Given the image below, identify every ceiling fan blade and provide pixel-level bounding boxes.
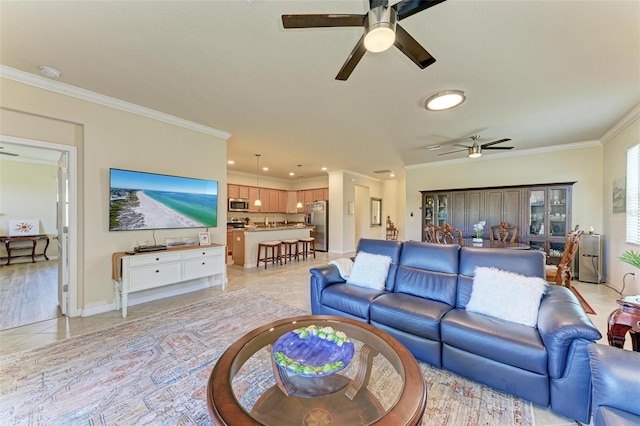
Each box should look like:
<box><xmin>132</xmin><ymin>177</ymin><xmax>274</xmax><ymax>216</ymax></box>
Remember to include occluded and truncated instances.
<box><xmin>453</xmin><ymin>143</ymin><xmax>471</xmax><ymax>149</ymax></box>
<box><xmin>393</xmin><ymin>0</ymin><xmax>448</xmax><ymax>21</ymax></box>
<box><xmin>439</xmin><ymin>149</ymin><xmax>467</xmax><ymax>156</ymax></box>
<box><xmin>282</xmin><ymin>14</ymin><xmax>365</xmax><ymax>29</ymax></box>
<box><xmin>482</xmin><ymin>146</ymin><xmax>514</xmax><ymax>150</ymax></box>
<box><xmin>0</xmin><ymin>151</ymin><xmax>19</xmax><ymax>156</ymax></box>
<box><xmin>480</xmin><ymin>138</ymin><xmax>511</xmax><ymax>148</ymax></box>
<box><xmin>394</xmin><ymin>24</ymin><xmax>435</xmax><ymax>69</ymax></box>
<box><xmin>336</xmin><ymin>35</ymin><xmax>367</xmax><ymax>81</ymax></box>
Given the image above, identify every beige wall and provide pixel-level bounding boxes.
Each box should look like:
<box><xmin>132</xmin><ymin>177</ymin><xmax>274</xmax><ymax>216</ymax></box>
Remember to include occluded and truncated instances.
<box><xmin>0</xmin><ymin>77</ymin><xmax>228</xmax><ymax>313</ymax></box>
<box><xmin>603</xmin><ymin>113</ymin><xmax>640</xmax><ymax>294</ymax></box>
<box><xmin>406</xmin><ymin>144</ymin><xmax>604</xmax><ymax>243</ymax></box>
<box><xmin>0</xmin><ymin>160</ymin><xmax>59</xmax><ymax>258</ymax></box>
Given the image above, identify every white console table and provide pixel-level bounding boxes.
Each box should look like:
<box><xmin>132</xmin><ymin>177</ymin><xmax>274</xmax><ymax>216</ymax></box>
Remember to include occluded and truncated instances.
<box><xmin>112</xmin><ymin>244</ymin><xmax>226</xmax><ymax>318</ymax></box>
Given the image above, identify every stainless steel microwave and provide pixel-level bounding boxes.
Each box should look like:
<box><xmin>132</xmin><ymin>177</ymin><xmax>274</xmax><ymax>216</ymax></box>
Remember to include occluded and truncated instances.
<box><xmin>228</xmin><ymin>198</ymin><xmax>250</xmax><ymax>212</ymax></box>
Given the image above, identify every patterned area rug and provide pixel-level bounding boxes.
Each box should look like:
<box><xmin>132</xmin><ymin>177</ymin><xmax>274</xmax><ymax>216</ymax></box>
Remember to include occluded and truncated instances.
<box><xmin>0</xmin><ymin>289</ymin><xmax>534</xmax><ymax>425</ymax></box>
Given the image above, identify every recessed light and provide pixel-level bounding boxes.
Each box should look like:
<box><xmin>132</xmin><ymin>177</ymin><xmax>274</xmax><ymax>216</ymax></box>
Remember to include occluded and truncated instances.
<box><xmin>289</xmin><ymin>172</ymin><xmax>295</xmax><ymax>176</ymax></box>
<box><xmin>321</xmin><ymin>167</ymin><xmax>327</xmax><ymax>171</ymax></box>
<box><xmin>262</xmin><ymin>167</ymin><xmax>269</xmax><ymax>172</ymax></box>
<box><xmin>425</xmin><ymin>90</ymin><xmax>466</xmax><ymax>111</ymax></box>
<box><xmin>227</xmin><ymin>160</ymin><xmax>235</xmax><ymax>165</ymax></box>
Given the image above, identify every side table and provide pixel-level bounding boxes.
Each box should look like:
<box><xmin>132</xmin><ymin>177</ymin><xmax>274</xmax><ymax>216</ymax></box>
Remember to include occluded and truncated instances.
<box><xmin>607</xmin><ymin>295</ymin><xmax>640</xmax><ymax>352</ymax></box>
<box><xmin>1</xmin><ymin>234</ymin><xmax>50</xmax><ymax>265</ymax></box>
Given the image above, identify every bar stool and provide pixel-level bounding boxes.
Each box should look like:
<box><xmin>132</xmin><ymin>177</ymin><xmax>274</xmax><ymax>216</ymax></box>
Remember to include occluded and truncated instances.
<box><xmin>257</xmin><ymin>241</ymin><xmax>282</xmax><ymax>269</ymax></box>
<box><xmin>281</xmin><ymin>239</ymin><xmax>299</xmax><ymax>264</ymax></box>
<box><xmin>298</xmin><ymin>237</ymin><xmax>316</xmax><ymax>260</ymax></box>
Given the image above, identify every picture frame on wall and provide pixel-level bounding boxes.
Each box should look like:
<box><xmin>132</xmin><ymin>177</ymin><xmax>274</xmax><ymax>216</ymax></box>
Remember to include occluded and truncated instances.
<box><xmin>613</xmin><ymin>177</ymin><xmax>626</xmax><ymax>214</ymax></box>
<box><xmin>8</xmin><ymin>219</ymin><xmax>40</xmax><ymax>236</ymax></box>
<box><xmin>199</xmin><ymin>232</ymin><xmax>211</xmax><ymax>246</ymax></box>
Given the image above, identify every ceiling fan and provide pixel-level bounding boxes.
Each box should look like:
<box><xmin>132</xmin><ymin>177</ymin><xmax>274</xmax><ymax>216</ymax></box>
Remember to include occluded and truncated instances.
<box><xmin>438</xmin><ymin>135</ymin><xmax>514</xmax><ymax>158</ymax></box>
<box><xmin>281</xmin><ymin>0</ymin><xmax>447</xmax><ymax>81</ymax></box>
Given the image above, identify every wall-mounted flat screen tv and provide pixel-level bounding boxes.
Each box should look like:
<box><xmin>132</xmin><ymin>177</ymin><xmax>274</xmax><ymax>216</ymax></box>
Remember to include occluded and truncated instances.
<box><xmin>109</xmin><ymin>168</ymin><xmax>218</xmax><ymax>231</ymax></box>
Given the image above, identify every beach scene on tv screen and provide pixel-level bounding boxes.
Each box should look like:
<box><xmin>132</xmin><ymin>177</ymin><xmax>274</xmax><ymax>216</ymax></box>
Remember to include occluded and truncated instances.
<box><xmin>109</xmin><ymin>169</ymin><xmax>218</xmax><ymax>231</ymax></box>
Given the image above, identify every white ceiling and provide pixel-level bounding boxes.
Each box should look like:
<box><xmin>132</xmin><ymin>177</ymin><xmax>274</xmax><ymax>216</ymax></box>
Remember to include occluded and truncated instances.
<box><xmin>1</xmin><ymin>0</ymin><xmax>638</xmax><ymax>179</ymax></box>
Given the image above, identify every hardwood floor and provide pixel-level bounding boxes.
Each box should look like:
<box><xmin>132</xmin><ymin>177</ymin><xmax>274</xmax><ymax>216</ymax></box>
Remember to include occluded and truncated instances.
<box><xmin>0</xmin><ymin>259</ymin><xmax>60</xmax><ymax>330</ymax></box>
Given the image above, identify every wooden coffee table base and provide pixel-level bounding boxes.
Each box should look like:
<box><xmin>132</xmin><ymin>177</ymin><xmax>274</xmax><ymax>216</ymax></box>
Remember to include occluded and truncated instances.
<box><xmin>251</xmin><ymin>375</ymin><xmax>385</xmax><ymax>425</ymax></box>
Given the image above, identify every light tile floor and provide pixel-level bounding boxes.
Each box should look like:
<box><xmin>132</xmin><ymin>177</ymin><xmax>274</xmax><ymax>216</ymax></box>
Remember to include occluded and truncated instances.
<box><xmin>0</xmin><ymin>251</ymin><xmax>629</xmax><ymax>425</ymax></box>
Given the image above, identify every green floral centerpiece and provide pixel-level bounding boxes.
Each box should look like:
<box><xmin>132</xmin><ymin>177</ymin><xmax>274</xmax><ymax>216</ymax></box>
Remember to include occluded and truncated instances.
<box><xmin>272</xmin><ymin>325</ymin><xmax>354</xmax><ymax>377</ymax></box>
<box><xmin>618</xmin><ymin>249</ymin><xmax>640</xmax><ymax>269</ymax></box>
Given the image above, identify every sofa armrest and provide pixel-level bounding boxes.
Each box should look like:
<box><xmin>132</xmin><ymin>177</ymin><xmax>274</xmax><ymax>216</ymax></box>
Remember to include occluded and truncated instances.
<box><xmin>537</xmin><ymin>286</ymin><xmax>602</xmax><ymax>378</ymax></box>
<box><xmin>309</xmin><ymin>265</ymin><xmax>345</xmax><ymax>308</ymax></box>
<box><xmin>588</xmin><ymin>343</ymin><xmax>640</xmax><ymax>419</ymax></box>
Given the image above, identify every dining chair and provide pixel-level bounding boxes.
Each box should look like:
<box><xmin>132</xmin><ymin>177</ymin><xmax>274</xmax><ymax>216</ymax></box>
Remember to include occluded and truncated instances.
<box><xmin>545</xmin><ymin>225</ymin><xmax>583</xmax><ymax>288</ymax></box>
<box><xmin>434</xmin><ymin>223</ymin><xmax>463</xmax><ymax>247</ymax></box>
<box><xmin>424</xmin><ymin>223</ymin><xmax>437</xmax><ymax>243</ymax></box>
<box><xmin>490</xmin><ymin>222</ymin><xmax>518</xmax><ymax>244</ymax></box>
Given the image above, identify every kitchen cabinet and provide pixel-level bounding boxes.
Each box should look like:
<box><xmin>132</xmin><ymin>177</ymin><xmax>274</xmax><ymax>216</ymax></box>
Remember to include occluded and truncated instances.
<box><xmin>313</xmin><ymin>189</ymin><xmax>325</xmax><ymax>202</ymax></box>
<box><xmin>278</xmin><ymin>190</ymin><xmax>287</xmax><ymax>213</ymax></box>
<box><xmin>228</xmin><ymin>184</ymin><xmax>239</xmax><ymax>199</ymax></box>
<box><xmin>421</xmin><ymin>183</ymin><xmax>574</xmax><ymax>244</ymax></box>
<box><xmin>259</xmin><ymin>188</ymin><xmax>271</xmax><ymax>213</ymax></box>
<box><xmin>226</xmin><ymin>229</ymin><xmax>233</xmax><ymax>255</ymax></box>
<box><xmin>248</xmin><ymin>187</ymin><xmax>260</xmax><ymax>212</ymax></box>
<box><xmin>269</xmin><ymin>190</ymin><xmax>279</xmax><ymax>213</ymax></box>
<box><xmin>227</xmin><ymin>184</ymin><xmax>250</xmax><ymax>200</ymax></box>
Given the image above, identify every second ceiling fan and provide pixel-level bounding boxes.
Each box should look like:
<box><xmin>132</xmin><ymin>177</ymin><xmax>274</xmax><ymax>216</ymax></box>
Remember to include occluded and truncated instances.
<box><xmin>281</xmin><ymin>0</ymin><xmax>447</xmax><ymax>81</ymax></box>
<box><xmin>439</xmin><ymin>135</ymin><xmax>514</xmax><ymax>158</ymax></box>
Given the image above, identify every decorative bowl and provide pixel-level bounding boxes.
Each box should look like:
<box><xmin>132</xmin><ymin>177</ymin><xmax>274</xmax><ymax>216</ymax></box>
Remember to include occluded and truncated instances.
<box><xmin>272</xmin><ymin>325</ymin><xmax>354</xmax><ymax>377</ymax></box>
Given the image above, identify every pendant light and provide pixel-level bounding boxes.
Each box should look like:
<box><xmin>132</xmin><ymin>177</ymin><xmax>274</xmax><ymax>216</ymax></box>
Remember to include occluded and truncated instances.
<box><xmin>254</xmin><ymin>154</ymin><xmax>262</xmax><ymax>208</ymax></box>
<box><xmin>296</xmin><ymin>164</ymin><xmax>303</xmax><ymax>209</ymax></box>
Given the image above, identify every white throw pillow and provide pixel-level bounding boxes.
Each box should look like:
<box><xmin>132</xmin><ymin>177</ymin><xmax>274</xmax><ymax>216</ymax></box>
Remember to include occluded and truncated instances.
<box><xmin>466</xmin><ymin>267</ymin><xmax>548</xmax><ymax>327</ymax></box>
<box><xmin>346</xmin><ymin>251</ymin><xmax>393</xmax><ymax>291</ymax></box>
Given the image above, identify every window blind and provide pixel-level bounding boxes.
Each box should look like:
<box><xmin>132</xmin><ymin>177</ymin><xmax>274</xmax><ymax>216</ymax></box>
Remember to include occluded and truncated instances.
<box><xmin>626</xmin><ymin>144</ymin><xmax>640</xmax><ymax>244</ymax></box>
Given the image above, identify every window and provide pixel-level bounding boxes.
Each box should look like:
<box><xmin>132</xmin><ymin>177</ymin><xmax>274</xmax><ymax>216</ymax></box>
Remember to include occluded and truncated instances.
<box><xmin>626</xmin><ymin>144</ymin><xmax>640</xmax><ymax>244</ymax></box>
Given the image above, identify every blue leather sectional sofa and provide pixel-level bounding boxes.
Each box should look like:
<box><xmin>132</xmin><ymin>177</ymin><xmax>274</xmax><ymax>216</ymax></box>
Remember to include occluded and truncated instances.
<box><xmin>309</xmin><ymin>239</ymin><xmax>602</xmax><ymax>423</ymax></box>
<box><xmin>588</xmin><ymin>343</ymin><xmax>640</xmax><ymax>425</ymax></box>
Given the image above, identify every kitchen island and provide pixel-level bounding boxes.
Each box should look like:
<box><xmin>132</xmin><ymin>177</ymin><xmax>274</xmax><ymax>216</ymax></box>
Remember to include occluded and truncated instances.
<box><xmin>231</xmin><ymin>226</ymin><xmax>311</xmax><ymax>268</ymax></box>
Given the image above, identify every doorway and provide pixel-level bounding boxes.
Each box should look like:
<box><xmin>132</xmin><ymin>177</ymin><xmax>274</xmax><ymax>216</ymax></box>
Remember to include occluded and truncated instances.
<box><xmin>0</xmin><ymin>137</ymin><xmax>77</xmax><ymax>329</ymax></box>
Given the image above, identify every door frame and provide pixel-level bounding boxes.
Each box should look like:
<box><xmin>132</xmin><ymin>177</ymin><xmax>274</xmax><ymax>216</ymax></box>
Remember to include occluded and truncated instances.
<box><xmin>0</xmin><ymin>135</ymin><xmax>79</xmax><ymax>317</ymax></box>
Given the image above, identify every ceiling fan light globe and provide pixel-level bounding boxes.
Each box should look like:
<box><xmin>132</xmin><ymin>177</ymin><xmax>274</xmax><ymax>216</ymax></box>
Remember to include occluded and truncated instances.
<box><xmin>468</xmin><ymin>146</ymin><xmax>482</xmax><ymax>158</ymax></box>
<box><xmin>364</xmin><ymin>26</ymin><xmax>395</xmax><ymax>52</ymax></box>
<box><xmin>425</xmin><ymin>90</ymin><xmax>466</xmax><ymax>111</ymax></box>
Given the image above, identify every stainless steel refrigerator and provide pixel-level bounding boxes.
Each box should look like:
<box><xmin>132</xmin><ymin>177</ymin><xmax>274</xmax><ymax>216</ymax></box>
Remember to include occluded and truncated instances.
<box><xmin>305</xmin><ymin>201</ymin><xmax>328</xmax><ymax>251</ymax></box>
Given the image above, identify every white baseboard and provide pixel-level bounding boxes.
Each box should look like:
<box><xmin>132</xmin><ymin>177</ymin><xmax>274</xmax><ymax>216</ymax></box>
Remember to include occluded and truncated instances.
<box><xmin>82</xmin><ymin>277</ymin><xmax>221</xmax><ymax>317</ymax></box>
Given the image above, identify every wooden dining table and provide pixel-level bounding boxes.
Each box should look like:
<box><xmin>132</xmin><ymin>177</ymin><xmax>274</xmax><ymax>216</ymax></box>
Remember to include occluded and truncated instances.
<box><xmin>461</xmin><ymin>237</ymin><xmax>530</xmax><ymax>250</ymax></box>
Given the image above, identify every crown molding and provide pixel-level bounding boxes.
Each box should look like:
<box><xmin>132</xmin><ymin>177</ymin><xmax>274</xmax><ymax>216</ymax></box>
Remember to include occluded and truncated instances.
<box><xmin>600</xmin><ymin>104</ymin><xmax>640</xmax><ymax>144</ymax></box>
<box><xmin>406</xmin><ymin>140</ymin><xmax>603</xmax><ymax>170</ymax></box>
<box><xmin>0</xmin><ymin>65</ymin><xmax>231</xmax><ymax>140</ymax></box>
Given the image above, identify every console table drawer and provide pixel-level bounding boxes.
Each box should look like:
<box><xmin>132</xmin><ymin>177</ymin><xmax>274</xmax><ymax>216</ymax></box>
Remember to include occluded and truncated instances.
<box><xmin>129</xmin><ymin>253</ymin><xmax>181</xmax><ymax>267</ymax></box>
<box><xmin>182</xmin><ymin>249</ymin><xmax>219</xmax><ymax>260</ymax></box>
<box><xmin>129</xmin><ymin>263</ymin><xmax>182</xmax><ymax>291</ymax></box>
<box><xmin>183</xmin><ymin>256</ymin><xmax>219</xmax><ymax>281</ymax></box>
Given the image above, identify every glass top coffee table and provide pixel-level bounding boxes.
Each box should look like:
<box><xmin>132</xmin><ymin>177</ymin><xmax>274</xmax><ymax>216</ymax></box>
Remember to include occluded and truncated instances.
<box><xmin>207</xmin><ymin>315</ymin><xmax>426</xmax><ymax>425</ymax></box>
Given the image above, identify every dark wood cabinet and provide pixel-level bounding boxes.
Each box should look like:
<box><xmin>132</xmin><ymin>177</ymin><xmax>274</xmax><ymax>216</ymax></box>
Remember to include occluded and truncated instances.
<box><xmin>421</xmin><ymin>183</ymin><xmax>574</xmax><ymax>249</ymax></box>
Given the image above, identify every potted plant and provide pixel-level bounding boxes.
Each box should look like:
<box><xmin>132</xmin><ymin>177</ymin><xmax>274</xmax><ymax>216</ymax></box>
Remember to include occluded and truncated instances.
<box><xmin>618</xmin><ymin>249</ymin><xmax>640</xmax><ymax>269</ymax></box>
<box><xmin>472</xmin><ymin>221</ymin><xmax>486</xmax><ymax>246</ymax></box>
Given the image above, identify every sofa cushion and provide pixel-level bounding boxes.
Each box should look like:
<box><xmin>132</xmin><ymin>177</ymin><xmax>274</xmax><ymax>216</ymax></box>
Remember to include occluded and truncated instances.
<box><xmin>441</xmin><ymin>309</ymin><xmax>548</xmax><ymax>375</ymax></box>
<box><xmin>355</xmin><ymin>239</ymin><xmax>403</xmax><ymax>291</ymax></box>
<box><xmin>320</xmin><ymin>283</ymin><xmax>384</xmax><ymax>320</ymax></box>
<box><xmin>456</xmin><ymin>247</ymin><xmax>546</xmax><ymax>308</ymax></box>
<box><xmin>466</xmin><ymin>267</ymin><xmax>548</xmax><ymax>327</ymax></box>
<box><xmin>370</xmin><ymin>293</ymin><xmax>453</xmax><ymax>341</ymax></box>
<box><xmin>347</xmin><ymin>251</ymin><xmax>392</xmax><ymax>291</ymax></box>
<box><xmin>393</xmin><ymin>242</ymin><xmax>459</xmax><ymax>306</ymax></box>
